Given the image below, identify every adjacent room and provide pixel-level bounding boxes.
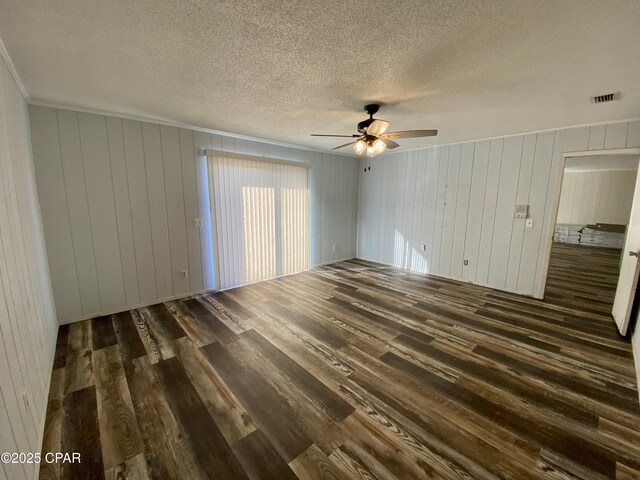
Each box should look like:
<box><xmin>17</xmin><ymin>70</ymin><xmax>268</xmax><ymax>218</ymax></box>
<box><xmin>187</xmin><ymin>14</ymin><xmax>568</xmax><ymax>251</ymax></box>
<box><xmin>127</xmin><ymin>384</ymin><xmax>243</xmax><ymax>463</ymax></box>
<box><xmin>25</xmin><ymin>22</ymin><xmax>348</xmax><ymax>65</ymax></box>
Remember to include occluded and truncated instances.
<box><xmin>0</xmin><ymin>1</ymin><xmax>639</xmax><ymax>479</ymax></box>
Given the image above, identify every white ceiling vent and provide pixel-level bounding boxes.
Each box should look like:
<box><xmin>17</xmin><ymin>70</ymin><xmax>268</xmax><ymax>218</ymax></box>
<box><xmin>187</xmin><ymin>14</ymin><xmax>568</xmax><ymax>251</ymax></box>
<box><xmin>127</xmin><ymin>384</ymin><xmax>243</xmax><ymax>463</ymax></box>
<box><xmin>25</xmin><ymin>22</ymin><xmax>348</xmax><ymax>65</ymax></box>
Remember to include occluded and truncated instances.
<box><xmin>592</xmin><ymin>92</ymin><xmax>620</xmax><ymax>104</ymax></box>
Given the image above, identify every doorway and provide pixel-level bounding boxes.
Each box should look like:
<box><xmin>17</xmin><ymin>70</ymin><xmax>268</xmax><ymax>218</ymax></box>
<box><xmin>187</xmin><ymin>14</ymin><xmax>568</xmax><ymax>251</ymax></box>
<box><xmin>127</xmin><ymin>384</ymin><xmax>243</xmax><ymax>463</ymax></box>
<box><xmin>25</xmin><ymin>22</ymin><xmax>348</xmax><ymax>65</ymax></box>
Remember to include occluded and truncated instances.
<box><xmin>544</xmin><ymin>151</ymin><xmax>640</xmax><ymax>332</ymax></box>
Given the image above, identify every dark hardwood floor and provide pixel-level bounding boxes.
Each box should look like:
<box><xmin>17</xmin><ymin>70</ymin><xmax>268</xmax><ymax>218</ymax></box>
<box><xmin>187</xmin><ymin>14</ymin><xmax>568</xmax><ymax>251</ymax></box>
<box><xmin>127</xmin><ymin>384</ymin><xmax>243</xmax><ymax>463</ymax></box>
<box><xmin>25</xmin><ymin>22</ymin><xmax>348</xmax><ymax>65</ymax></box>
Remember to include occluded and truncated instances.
<box><xmin>40</xmin><ymin>245</ymin><xmax>640</xmax><ymax>479</ymax></box>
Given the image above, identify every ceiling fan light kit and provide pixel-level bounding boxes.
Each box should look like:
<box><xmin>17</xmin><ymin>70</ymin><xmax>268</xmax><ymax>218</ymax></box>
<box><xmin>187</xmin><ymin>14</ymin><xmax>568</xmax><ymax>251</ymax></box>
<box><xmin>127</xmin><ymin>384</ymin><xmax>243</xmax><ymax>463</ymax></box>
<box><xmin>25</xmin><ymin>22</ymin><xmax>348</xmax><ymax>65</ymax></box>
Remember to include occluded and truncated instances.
<box><xmin>311</xmin><ymin>104</ymin><xmax>438</xmax><ymax>158</ymax></box>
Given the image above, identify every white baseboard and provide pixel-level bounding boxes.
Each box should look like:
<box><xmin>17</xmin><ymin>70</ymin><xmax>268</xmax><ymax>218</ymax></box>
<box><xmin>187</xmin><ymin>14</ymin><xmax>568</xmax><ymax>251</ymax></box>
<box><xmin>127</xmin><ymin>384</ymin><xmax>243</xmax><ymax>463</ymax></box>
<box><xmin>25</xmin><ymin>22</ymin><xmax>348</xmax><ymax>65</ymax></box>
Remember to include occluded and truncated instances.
<box><xmin>57</xmin><ymin>257</ymin><xmax>357</xmax><ymax>324</ymax></box>
<box><xmin>312</xmin><ymin>256</ymin><xmax>357</xmax><ymax>268</ymax></box>
<box><xmin>58</xmin><ymin>288</ymin><xmax>215</xmax><ymax>325</ymax></box>
<box><xmin>353</xmin><ymin>256</ymin><xmax>535</xmax><ymax>298</ymax></box>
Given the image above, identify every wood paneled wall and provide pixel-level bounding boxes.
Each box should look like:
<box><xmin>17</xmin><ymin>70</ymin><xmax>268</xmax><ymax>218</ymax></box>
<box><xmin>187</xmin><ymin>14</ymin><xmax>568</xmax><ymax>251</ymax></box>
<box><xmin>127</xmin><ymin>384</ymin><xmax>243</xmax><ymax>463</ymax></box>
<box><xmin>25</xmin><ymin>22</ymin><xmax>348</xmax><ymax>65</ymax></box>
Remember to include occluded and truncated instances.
<box><xmin>557</xmin><ymin>169</ymin><xmax>637</xmax><ymax>225</ymax></box>
<box><xmin>0</xmin><ymin>56</ymin><xmax>58</xmax><ymax>479</ymax></box>
<box><xmin>357</xmin><ymin>121</ymin><xmax>640</xmax><ymax>298</ymax></box>
<box><xmin>28</xmin><ymin>106</ymin><xmax>359</xmax><ymax>324</ymax></box>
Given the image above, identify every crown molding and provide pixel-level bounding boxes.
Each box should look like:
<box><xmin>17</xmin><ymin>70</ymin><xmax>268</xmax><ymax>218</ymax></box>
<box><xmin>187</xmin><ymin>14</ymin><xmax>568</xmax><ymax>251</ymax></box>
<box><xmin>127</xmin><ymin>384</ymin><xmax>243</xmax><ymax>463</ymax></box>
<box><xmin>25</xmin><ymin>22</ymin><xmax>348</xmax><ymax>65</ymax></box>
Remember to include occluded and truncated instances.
<box><xmin>27</xmin><ymin>98</ymin><xmax>358</xmax><ymax>158</ymax></box>
<box><xmin>373</xmin><ymin>117</ymin><xmax>640</xmax><ymax>157</ymax></box>
<box><xmin>0</xmin><ymin>34</ymin><xmax>29</xmax><ymax>101</ymax></box>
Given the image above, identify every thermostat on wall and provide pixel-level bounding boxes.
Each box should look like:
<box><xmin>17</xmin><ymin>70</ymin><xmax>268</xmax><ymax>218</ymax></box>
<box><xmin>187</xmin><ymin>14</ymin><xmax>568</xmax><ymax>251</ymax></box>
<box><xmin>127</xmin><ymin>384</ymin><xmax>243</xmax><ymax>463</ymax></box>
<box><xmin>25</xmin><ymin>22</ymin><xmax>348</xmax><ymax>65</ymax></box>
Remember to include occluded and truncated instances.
<box><xmin>514</xmin><ymin>205</ymin><xmax>529</xmax><ymax>219</ymax></box>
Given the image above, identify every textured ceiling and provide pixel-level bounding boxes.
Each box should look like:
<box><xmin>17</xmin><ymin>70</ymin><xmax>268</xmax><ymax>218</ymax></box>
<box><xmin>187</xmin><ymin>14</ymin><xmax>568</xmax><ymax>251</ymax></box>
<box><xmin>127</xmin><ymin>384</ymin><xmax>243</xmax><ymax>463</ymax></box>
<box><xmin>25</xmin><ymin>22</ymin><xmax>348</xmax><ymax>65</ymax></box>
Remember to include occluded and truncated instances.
<box><xmin>565</xmin><ymin>155</ymin><xmax>639</xmax><ymax>172</ymax></box>
<box><xmin>1</xmin><ymin>0</ymin><xmax>639</xmax><ymax>153</ymax></box>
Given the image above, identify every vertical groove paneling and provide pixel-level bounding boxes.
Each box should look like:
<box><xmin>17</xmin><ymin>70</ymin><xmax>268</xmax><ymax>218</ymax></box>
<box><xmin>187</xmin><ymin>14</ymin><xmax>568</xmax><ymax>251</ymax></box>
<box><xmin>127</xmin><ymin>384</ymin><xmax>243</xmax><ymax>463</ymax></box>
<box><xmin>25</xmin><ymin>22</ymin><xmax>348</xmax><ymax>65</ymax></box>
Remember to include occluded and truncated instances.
<box><xmin>440</xmin><ymin>144</ymin><xmax>460</xmax><ymax>276</ymax></box>
<box><xmin>106</xmin><ymin>117</ymin><xmax>141</xmax><ymax>306</ymax></box>
<box><xmin>30</xmin><ymin>106</ymin><xmax>82</xmax><ymax>320</ymax></box>
<box><xmin>29</xmin><ymin>106</ymin><xmax>358</xmax><ymax>322</ymax></box>
<box><xmin>56</xmin><ymin>110</ymin><xmax>101</xmax><ymax>313</ymax></box>
<box><xmin>450</xmin><ymin>143</ymin><xmax>473</xmax><ymax>278</ymax></box>
<box><xmin>557</xmin><ymin>170</ymin><xmax>636</xmax><ymax>225</ymax></box>
<box><xmin>432</xmin><ymin>148</ymin><xmax>448</xmax><ymax>271</ymax></box>
<box><xmin>462</xmin><ymin>140</ymin><xmax>490</xmax><ymax>282</ymax></box>
<box><xmin>160</xmin><ymin>126</ymin><xmax>190</xmax><ymax>295</ymax></box>
<box><xmin>0</xmin><ymin>56</ymin><xmax>58</xmax><ymax>480</ymax></box>
<box><xmin>122</xmin><ymin>119</ymin><xmax>158</xmax><ymax>304</ymax></box>
<box><xmin>357</xmin><ymin>121</ymin><xmax>640</xmax><ymax>297</ymax></box>
<box><xmin>178</xmin><ymin>128</ymin><xmax>204</xmax><ymax>293</ymax></box>
<box><xmin>476</xmin><ymin>139</ymin><xmax>503</xmax><ymax>285</ymax></box>
<box><xmin>78</xmin><ymin>113</ymin><xmax>126</xmax><ymax>311</ymax></box>
<box><xmin>505</xmin><ymin>134</ymin><xmax>536</xmax><ymax>289</ymax></box>
<box><xmin>488</xmin><ymin>135</ymin><xmax>524</xmax><ymax>288</ymax></box>
<box><xmin>142</xmin><ymin>123</ymin><xmax>173</xmax><ymax>299</ymax></box>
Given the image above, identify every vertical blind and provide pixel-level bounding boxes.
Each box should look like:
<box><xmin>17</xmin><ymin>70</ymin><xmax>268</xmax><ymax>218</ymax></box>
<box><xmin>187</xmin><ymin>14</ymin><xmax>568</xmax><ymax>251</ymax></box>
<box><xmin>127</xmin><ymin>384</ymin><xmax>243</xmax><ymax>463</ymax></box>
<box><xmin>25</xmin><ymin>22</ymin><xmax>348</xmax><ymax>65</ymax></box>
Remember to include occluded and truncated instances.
<box><xmin>208</xmin><ymin>155</ymin><xmax>310</xmax><ymax>290</ymax></box>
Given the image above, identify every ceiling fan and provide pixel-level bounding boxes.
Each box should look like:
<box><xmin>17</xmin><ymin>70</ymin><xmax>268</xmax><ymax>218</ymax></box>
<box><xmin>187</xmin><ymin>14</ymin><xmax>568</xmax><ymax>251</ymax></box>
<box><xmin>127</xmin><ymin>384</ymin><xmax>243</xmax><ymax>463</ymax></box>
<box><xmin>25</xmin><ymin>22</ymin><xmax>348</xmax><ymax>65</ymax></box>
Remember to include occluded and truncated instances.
<box><xmin>311</xmin><ymin>104</ymin><xmax>437</xmax><ymax>157</ymax></box>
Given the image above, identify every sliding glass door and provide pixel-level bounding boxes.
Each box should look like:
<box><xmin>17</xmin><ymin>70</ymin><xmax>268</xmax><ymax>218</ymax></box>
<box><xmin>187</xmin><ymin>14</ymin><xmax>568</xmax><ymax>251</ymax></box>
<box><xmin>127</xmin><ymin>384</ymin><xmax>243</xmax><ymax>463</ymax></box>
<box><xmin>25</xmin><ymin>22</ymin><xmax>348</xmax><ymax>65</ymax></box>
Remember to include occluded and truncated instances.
<box><xmin>208</xmin><ymin>155</ymin><xmax>309</xmax><ymax>290</ymax></box>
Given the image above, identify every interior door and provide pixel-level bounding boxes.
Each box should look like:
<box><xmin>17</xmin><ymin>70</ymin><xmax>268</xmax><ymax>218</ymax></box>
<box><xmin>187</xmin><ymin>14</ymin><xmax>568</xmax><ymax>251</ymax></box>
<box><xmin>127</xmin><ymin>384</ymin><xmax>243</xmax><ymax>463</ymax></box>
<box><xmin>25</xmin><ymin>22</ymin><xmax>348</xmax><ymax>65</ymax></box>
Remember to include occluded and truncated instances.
<box><xmin>612</xmin><ymin>166</ymin><xmax>640</xmax><ymax>335</ymax></box>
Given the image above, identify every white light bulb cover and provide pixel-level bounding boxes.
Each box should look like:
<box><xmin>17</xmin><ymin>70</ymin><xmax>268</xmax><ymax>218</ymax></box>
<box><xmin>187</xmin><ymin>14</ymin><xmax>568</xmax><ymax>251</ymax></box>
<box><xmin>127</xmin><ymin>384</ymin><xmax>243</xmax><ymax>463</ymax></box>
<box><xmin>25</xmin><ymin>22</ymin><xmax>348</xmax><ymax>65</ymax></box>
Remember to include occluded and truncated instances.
<box><xmin>353</xmin><ymin>139</ymin><xmax>366</xmax><ymax>155</ymax></box>
<box><xmin>366</xmin><ymin>145</ymin><xmax>377</xmax><ymax>157</ymax></box>
<box><xmin>373</xmin><ymin>139</ymin><xmax>386</xmax><ymax>153</ymax></box>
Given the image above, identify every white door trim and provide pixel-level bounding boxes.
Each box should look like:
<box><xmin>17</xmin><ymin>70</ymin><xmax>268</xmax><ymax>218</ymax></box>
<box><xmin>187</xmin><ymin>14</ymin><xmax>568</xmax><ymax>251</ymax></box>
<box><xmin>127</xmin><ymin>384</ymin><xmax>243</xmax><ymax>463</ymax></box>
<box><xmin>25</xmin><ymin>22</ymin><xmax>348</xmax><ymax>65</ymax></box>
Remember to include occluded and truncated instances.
<box><xmin>536</xmin><ymin>147</ymin><xmax>640</xmax><ymax>300</ymax></box>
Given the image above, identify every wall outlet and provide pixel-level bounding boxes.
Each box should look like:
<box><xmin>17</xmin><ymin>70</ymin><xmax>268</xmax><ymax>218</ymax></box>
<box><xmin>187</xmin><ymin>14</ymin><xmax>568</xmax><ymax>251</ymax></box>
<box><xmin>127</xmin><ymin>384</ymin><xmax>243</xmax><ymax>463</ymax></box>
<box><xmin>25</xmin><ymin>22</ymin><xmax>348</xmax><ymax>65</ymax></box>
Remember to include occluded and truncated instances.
<box><xmin>463</xmin><ymin>259</ymin><xmax>469</xmax><ymax>266</ymax></box>
<box><xmin>194</xmin><ymin>218</ymin><xmax>204</xmax><ymax>227</ymax></box>
<box><xmin>332</xmin><ymin>244</ymin><xmax>337</xmax><ymax>252</ymax></box>
<box><xmin>180</xmin><ymin>270</ymin><xmax>189</xmax><ymax>279</ymax></box>
<box><xmin>420</xmin><ymin>244</ymin><xmax>427</xmax><ymax>251</ymax></box>
<box><xmin>525</xmin><ymin>218</ymin><xmax>534</xmax><ymax>228</ymax></box>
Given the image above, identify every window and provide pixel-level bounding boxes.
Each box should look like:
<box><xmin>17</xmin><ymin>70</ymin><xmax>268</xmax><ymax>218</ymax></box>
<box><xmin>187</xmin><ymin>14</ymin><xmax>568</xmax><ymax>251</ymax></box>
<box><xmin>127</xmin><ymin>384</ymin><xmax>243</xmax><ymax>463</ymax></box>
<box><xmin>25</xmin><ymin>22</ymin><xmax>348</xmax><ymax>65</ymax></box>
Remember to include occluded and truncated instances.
<box><xmin>208</xmin><ymin>155</ymin><xmax>309</xmax><ymax>290</ymax></box>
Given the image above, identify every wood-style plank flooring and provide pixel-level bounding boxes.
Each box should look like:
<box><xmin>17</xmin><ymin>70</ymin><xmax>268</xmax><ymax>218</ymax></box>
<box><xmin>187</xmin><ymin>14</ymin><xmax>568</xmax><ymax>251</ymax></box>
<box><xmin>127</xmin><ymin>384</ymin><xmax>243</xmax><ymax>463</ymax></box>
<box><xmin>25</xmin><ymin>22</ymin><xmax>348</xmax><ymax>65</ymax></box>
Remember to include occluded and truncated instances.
<box><xmin>40</xmin><ymin>245</ymin><xmax>640</xmax><ymax>479</ymax></box>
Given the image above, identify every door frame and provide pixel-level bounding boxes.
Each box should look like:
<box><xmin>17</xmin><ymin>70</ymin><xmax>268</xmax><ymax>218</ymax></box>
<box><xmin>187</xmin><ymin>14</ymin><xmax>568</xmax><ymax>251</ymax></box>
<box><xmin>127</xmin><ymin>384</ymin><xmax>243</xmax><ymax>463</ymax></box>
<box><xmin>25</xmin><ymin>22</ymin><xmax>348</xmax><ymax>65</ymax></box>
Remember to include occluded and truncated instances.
<box><xmin>536</xmin><ymin>147</ymin><xmax>640</xmax><ymax>299</ymax></box>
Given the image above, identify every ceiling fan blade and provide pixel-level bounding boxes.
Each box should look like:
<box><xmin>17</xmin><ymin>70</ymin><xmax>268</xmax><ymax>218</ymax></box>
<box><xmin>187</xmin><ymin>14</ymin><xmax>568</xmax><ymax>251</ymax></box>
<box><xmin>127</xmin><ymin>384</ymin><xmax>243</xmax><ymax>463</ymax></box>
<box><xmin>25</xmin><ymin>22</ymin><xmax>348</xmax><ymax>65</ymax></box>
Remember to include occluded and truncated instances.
<box><xmin>380</xmin><ymin>138</ymin><xmax>400</xmax><ymax>149</ymax></box>
<box><xmin>331</xmin><ymin>141</ymin><xmax>357</xmax><ymax>151</ymax></box>
<box><xmin>366</xmin><ymin>119</ymin><xmax>390</xmax><ymax>136</ymax></box>
<box><xmin>311</xmin><ymin>134</ymin><xmax>358</xmax><ymax>138</ymax></box>
<box><xmin>381</xmin><ymin>129</ymin><xmax>438</xmax><ymax>139</ymax></box>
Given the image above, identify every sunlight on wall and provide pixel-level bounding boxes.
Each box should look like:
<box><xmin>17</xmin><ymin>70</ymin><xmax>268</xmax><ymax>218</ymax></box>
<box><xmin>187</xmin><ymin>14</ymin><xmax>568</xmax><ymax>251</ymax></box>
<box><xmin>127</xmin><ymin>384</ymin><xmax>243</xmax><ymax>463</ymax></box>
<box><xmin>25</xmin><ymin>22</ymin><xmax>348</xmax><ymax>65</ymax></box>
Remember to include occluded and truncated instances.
<box><xmin>394</xmin><ymin>229</ymin><xmax>429</xmax><ymax>274</ymax></box>
<box><xmin>393</xmin><ymin>229</ymin><xmax>406</xmax><ymax>268</ymax></box>
<box><xmin>410</xmin><ymin>248</ymin><xmax>429</xmax><ymax>274</ymax></box>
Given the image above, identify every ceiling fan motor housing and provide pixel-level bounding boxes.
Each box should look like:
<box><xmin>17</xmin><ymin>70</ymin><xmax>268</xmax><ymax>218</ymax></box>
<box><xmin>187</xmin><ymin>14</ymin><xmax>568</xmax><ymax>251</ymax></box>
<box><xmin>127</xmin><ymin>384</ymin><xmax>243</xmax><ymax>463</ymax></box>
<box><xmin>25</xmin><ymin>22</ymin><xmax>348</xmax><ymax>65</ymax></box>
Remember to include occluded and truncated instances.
<box><xmin>358</xmin><ymin>104</ymin><xmax>381</xmax><ymax>133</ymax></box>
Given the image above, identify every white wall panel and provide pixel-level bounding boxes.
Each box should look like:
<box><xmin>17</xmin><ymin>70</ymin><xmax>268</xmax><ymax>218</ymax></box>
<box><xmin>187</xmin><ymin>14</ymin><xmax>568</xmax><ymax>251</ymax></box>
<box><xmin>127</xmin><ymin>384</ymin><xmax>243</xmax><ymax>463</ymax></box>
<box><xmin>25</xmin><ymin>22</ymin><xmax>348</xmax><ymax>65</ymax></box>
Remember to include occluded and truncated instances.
<box><xmin>1</xmin><ymin>55</ymin><xmax>57</xmax><ymax>480</ymax></box>
<box><xmin>475</xmin><ymin>139</ymin><xmax>503</xmax><ymax>285</ymax></box>
<box><xmin>557</xmin><ymin>169</ymin><xmax>637</xmax><ymax>225</ymax></box>
<box><xmin>121</xmin><ymin>119</ymin><xmax>158</xmax><ymax>304</ymax></box>
<box><xmin>160</xmin><ymin>126</ymin><xmax>190</xmax><ymax>296</ymax></box>
<box><xmin>29</xmin><ymin>105</ymin><xmax>359</xmax><ymax>322</ymax></box>
<box><xmin>431</xmin><ymin>147</ymin><xmax>448</xmax><ymax>273</ymax></box>
<box><xmin>178</xmin><ymin>128</ymin><xmax>204</xmax><ymax>293</ymax></box>
<box><xmin>79</xmin><ymin>113</ymin><xmax>126</xmax><ymax>311</ymax></box>
<box><xmin>142</xmin><ymin>123</ymin><xmax>173</xmax><ymax>299</ymax></box>
<box><xmin>439</xmin><ymin>145</ymin><xmax>460</xmax><ymax>275</ymax></box>
<box><xmin>488</xmin><ymin>135</ymin><xmax>523</xmax><ymax>289</ymax></box>
<box><xmin>505</xmin><ymin>134</ymin><xmax>536</xmax><ymax>289</ymax></box>
<box><xmin>106</xmin><ymin>117</ymin><xmax>140</xmax><ymax>306</ymax></box>
<box><xmin>604</xmin><ymin>122</ymin><xmax>629</xmax><ymax>149</ymax></box>
<box><xmin>56</xmin><ymin>110</ymin><xmax>101</xmax><ymax>314</ymax></box>
<box><xmin>357</xmin><ymin>121</ymin><xmax>640</xmax><ymax>297</ymax></box>
<box><xmin>450</xmin><ymin>143</ymin><xmax>473</xmax><ymax>279</ymax></box>
<box><xmin>462</xmin><ymin>140</ymin><xmax>490</xmax><ymax>282</ymax></box>
<box><xmin>588</xmin><ymin>124</ymin><xmax>606</xmax><ymax>150</ymax></box>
